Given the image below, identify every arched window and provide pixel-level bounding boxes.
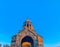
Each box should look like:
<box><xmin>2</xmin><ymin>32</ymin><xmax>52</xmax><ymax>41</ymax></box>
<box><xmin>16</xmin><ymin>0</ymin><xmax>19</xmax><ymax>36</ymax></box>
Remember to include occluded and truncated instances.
<box><xmin>21</xmin><ymin>36</ymin><xmax>34</xmax><ymax>47</ymax></box>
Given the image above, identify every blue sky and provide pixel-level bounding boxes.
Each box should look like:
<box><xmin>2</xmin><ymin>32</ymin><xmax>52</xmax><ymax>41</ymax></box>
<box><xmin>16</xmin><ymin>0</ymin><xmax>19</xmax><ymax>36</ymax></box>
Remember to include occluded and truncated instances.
<box><xmin>0</xmin><ymin>0</ymin><xmax>60</xmax><ymax>47</ymax></box>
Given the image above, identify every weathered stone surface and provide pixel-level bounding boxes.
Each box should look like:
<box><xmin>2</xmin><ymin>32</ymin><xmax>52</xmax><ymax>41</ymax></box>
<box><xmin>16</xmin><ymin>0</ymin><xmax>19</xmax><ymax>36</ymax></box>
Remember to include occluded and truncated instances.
<box><xmin>11</xmin><ymin>20</ymin><xmax>43</xmax><ymax>47</ymax></box>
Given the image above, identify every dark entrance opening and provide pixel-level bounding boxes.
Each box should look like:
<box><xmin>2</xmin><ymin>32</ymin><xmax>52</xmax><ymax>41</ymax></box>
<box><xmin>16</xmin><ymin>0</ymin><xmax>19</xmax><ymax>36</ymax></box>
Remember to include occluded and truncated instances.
<box><xmin>21</xmin><ymin>36</ymin><xmax>34</xmax><ymax>47</ymax></box>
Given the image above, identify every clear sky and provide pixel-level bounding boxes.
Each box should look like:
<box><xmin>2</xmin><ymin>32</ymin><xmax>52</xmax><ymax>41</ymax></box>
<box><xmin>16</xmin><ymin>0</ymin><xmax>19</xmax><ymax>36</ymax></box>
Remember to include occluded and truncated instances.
<box><xmin>0</xmin><ymin>0</ymin><xmax>60</xmax><ymax>47</ymax></box>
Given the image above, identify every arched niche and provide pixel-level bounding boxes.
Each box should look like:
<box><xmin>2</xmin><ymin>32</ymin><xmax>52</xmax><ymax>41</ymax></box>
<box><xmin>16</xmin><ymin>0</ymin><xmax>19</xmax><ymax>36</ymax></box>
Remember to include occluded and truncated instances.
<box><xmin>21</xmin><ymin>36</ymin><xmax>34</xmax><ymax>47</ymax></box>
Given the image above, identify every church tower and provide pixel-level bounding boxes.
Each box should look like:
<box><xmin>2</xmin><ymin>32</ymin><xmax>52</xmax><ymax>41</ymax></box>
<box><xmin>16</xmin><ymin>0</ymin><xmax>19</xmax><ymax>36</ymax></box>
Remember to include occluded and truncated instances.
<box><xmin>23</xmin><ymin>19</ymin><xmax>34</xmax><ymax>31</ymax></box>
<box><xmin>11</xmin><ymin>19</ymin><xmax>43</xmax><ymax>47</ymax></box>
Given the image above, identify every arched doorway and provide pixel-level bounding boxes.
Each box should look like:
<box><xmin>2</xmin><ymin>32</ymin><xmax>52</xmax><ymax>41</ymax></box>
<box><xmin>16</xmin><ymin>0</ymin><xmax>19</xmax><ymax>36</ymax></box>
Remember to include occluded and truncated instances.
<box><xmin>21</xmin><ymin>36</ymin><xmax>34</xmax><ymax>47</ymax></box>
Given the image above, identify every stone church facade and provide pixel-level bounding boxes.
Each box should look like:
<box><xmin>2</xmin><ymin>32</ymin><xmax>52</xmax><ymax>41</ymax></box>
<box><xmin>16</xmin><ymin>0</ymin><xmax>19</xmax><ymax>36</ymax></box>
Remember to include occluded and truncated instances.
<box><xmin>11</xmin><ymin>19</ymin><xmax>43</xmax><ymax>47</ymax></box>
